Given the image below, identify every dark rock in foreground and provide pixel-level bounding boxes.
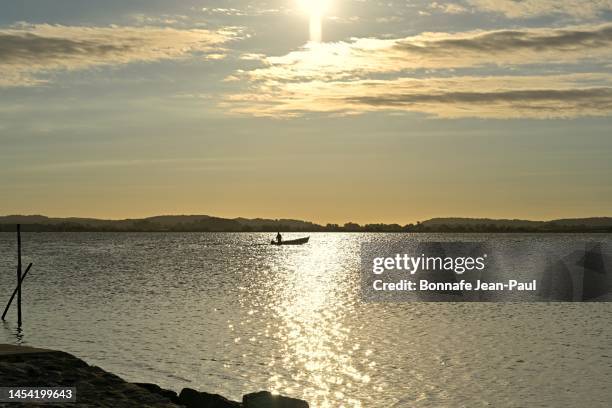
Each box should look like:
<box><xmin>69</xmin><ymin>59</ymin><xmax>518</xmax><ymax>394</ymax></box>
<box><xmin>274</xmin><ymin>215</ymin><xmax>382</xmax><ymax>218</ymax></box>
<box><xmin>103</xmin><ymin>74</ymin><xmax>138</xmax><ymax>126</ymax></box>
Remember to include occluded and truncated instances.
<box><xmin>243</xmin><ymin>391</ymin><xmax>309</xmax><ymax>408</ymax></box>
<box><xmin>0</xmin><ymin>344</ymin><xmax>177</xmax><ymax>407</ymax></box>
<box><xmin>135</xmin><ymin>382</ymin><xmax>181</xmax><ymax>404</ymax></box>
<box><xmin>0</xmin><ymin>344</ymin><xmax>310</xmax><ymax>408</ymax></box>
<box><xmin>179</xmin><ymin>387</ymin><xmax>241</xmax><ymax>407</ymax></box>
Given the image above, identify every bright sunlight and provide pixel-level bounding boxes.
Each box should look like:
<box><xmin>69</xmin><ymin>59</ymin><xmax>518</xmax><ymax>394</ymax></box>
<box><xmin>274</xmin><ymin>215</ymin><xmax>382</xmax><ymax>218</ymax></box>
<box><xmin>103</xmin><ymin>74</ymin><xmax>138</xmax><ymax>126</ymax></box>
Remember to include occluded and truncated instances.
<box><xmin>297</xmin><ymin>0</ymin><xmax>331</xmax><ymax>42</ymax></box>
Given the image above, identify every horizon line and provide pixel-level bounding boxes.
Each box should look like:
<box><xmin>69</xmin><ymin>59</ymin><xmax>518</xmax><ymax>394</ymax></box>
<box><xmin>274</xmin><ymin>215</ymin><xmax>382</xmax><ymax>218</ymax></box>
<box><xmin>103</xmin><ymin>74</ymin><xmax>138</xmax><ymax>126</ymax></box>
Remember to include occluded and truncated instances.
<box><xmin>2</xmin><ymin>213</ymin><xmax>612</xmax><ymax>226</ymax></box>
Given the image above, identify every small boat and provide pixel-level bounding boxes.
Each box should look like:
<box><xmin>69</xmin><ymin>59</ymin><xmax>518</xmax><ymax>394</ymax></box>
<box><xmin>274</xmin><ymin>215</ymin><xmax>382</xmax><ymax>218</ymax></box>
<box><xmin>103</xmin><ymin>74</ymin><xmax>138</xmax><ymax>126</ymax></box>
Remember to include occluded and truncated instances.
<box><xmin>271</xmin><ymin>237</ymin><xmax>310</xmax><ymax>246</ymax></box>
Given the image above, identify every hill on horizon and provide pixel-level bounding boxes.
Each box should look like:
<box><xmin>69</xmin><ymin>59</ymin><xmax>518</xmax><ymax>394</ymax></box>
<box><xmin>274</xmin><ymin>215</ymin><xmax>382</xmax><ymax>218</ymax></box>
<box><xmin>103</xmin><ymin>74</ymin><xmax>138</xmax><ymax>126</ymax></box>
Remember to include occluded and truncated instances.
<box><xmin>0</xmin><ymin>214</ymin><xmax>326</xmax><ymax>232</ymax></box>
<box><xmin>0</xmin><ymin>214</ymin><xmax>611</xmax><ymax>232</ymax></box>
<box><xmin>421</xmin><ymin>217</ymin><xmax>612</xmax><ymax>228</ymax></box>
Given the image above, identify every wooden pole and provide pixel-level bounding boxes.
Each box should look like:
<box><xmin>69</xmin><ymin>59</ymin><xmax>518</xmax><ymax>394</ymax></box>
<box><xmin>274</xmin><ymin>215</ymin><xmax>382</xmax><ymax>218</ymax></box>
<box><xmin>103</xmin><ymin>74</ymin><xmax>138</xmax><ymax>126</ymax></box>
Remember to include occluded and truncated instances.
<box><xmin>2</xmin><ymin>263</ymin><xmax>32</xmax><ymax>321</ymax></box>
<box><xmin>17</xmin><ymin>224</ymin><xmax>22</xmax><ymax>327</ymax></box>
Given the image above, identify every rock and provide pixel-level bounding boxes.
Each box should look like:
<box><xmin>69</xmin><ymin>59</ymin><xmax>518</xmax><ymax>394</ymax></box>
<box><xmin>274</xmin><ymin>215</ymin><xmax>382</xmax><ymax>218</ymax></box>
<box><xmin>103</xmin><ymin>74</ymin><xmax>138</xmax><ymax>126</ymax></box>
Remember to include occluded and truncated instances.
<box><xmin>179</xmin><ymin>387</ymin><xmax>242</xmax><ymax>408</ymax></box>
<box><xmin>243</xmin><ymin>391</ymin><xmax>308</xmax><ymax>408</ymax></box>
<box><xmin>134</xmin><ymin>382</ymin><xmax>181</xmax><ymax>404</ymax></box>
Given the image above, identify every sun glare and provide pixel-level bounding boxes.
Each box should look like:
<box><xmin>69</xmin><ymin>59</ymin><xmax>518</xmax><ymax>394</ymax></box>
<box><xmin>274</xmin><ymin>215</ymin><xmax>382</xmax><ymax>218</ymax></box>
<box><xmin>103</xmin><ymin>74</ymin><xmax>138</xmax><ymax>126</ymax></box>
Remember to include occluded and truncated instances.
<box><xmin>297</xmin><ymin>0</ymin><xmax>331</xmax><ymax>42</ymax></box>
<box><xmin>298</xmin><ymin>0</ymin><xmax>330</xmax><ymax>16</ymax></box>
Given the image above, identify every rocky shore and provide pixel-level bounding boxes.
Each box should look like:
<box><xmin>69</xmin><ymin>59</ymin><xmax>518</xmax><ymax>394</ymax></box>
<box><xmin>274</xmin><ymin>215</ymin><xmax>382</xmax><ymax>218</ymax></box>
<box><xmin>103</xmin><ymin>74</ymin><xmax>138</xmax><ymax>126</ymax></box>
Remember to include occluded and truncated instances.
<box><xmin>0</xmin><ymin>344</ymin><xmax>309</xmax><ymax>407</ymax></box>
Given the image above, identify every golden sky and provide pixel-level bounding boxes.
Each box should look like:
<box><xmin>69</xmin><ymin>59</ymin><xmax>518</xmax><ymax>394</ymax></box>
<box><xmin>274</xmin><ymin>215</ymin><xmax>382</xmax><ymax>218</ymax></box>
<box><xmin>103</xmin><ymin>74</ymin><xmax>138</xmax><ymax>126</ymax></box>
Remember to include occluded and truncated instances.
<box><xmin>1</xmin><ymin>1</ymin><xmax>612</xmax><ymax>223</ymax></box>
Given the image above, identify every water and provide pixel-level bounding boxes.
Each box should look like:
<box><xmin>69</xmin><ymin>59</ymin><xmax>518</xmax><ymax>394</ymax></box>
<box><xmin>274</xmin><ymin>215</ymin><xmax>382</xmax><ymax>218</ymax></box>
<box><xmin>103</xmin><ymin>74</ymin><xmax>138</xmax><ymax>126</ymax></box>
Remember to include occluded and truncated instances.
<box><xmin>1</xmin><ymin>232</ymin><xmax>611</xmax><ymax>407</ymax></box>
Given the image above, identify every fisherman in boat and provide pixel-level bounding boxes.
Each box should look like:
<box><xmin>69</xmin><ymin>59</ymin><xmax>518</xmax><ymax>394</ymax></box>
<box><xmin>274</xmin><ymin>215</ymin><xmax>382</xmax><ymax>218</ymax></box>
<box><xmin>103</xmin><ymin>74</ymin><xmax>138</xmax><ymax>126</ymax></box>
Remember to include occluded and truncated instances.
<box><xmin>276</xmin><ymin>232</ymin><xmax>282</xmax><ymax>244</ymax></box>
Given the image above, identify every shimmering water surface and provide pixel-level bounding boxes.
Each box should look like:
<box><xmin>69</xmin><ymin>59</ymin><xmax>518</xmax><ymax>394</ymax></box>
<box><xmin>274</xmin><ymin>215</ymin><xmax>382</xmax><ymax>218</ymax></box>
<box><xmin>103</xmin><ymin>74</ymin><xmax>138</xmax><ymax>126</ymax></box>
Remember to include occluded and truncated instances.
<box><xmin>1</xmin><ymin>233</ymin><xmax>611</xmax><ymax>407</ymax></box>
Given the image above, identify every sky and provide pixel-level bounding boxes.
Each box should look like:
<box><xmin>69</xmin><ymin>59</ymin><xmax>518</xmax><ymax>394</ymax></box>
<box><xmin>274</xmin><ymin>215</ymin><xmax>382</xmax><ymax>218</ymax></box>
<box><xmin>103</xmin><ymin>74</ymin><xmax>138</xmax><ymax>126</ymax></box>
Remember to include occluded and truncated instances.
<box><xmin>1</xmin><ymin>0</ymin><xmax>612</xmax><ymax>224</ymax></box>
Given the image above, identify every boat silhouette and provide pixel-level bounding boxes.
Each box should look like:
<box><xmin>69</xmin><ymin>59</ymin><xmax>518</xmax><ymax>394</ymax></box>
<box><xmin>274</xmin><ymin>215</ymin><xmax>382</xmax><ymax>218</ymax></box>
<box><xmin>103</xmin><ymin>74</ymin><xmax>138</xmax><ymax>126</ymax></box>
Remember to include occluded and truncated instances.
<box><xmin>270</xmin><ymin>237</ymin><xmax>310</xmax><ymax>246</ymax></box>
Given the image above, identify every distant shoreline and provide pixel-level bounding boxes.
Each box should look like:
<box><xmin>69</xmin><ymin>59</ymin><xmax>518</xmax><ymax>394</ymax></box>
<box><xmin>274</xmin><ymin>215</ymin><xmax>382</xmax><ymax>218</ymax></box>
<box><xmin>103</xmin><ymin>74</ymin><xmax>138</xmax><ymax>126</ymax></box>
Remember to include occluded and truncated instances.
<box><xmin>2</xmin><ymin>230</ymin><xmax>612</xmax><ymax>234</ymax></box>
<box><xmin>0</xmin><ymin>225</ymin><xmax>612</xmax><ymax>235</ymax></box>
<box><xmin>1</xmin><ymin>214</ymin><xmax>612</xmax><ymax>233</ymax></box>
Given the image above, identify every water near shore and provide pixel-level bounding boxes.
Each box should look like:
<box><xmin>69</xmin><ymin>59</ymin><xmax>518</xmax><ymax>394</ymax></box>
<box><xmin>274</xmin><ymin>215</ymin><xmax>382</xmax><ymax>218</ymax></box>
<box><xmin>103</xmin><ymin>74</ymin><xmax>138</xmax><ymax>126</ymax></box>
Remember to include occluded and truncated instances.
<box><xmin>1</xmin><ymin>232</ymin><xmax>611</xmax><ymax>407</ymax></box>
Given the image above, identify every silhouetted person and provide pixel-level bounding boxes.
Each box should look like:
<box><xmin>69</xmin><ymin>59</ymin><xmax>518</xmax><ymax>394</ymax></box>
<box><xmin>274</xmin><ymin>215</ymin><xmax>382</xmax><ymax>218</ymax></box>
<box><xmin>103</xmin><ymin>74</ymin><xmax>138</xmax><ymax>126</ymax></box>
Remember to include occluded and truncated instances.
<box><xmin>276</xmin><ymin>232</ymin><xmax>282</xmax><ymax>244</ymax></box>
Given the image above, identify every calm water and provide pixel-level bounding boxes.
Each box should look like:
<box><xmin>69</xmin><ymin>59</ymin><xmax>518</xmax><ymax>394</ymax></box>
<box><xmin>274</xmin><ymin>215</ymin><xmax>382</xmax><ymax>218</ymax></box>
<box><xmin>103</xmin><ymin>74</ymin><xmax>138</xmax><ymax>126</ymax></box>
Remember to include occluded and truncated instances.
<box><xmin>1</xmin><ymin>232</ymin><xmax>611</xmax><ymax>407</ymax></box>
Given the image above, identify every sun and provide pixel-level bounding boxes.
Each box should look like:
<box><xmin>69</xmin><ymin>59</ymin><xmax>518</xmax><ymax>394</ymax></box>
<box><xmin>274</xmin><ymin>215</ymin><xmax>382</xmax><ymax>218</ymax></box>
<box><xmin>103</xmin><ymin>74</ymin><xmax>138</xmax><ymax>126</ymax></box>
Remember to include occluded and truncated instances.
<box><xmin>298</xmin><ymin>0</ymin><xmax>331</xmax><ymax>16</ymax></box>
<box><xmin>297</xmin><ymin>0</ymin><xmax>332</xmax><ymax>42</ymax></box>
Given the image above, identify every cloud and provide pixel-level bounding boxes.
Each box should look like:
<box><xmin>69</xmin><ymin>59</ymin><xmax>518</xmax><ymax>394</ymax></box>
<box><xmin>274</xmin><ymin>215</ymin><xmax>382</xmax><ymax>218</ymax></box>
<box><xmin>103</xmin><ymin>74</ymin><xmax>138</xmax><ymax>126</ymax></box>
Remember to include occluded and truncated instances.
<box><xmin>8</xmin><ymin>157</ymin><xmax>246</xmax><ymax>173</ymax></box>
<box><xmin>238</xmin><ymin>23</ymin><xmax>612</xmax><ymax>83</ymax></box>
<box><xmin>467</xmin><ymin>0</ymin><xmax>612</xmax><ymax>18</ymax></box>
<box><xmin>201</xmin><ymin>7</ymin><xmax>249</xmax><ymax>17</ymax></box>
<box><xmin>130</xmin><ymin>14</ymin><xmax>191</xmax><ymax>26</ymax></box>
<box><xmin>200</xmin><ymin>5</ymin><xmax>290</xmax><ymax>17</ymax></box>
<box><xmin>348</xmin><ymin>87</ymin><xmax>612</xmax><ymax>118</ymax></box>
<box><xmin>0</xmin><ymin>23</ymin><xmax>238</xmax><ymax>87</ymax></box>
<box><xmin>429</xmin><ymin>2</ymin><xmax>470</xmax><ymax>15</ymax></box>
<box><xmin>226</xmin><ymin>23</ymin><xmax>612</xmax><ymax>119</ymax></box>
<box><xmin>225</xmin><ymin>74</ymin><xmax>612</xmax><ymax>119</ymax></box>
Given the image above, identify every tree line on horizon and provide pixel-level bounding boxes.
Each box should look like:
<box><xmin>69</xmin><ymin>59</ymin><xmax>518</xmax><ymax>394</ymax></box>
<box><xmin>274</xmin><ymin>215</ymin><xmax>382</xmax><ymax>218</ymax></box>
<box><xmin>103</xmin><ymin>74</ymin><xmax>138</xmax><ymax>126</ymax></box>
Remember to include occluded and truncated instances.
<box><xmin>1</xmin><ymin>220</ymin><xmax>611</xmax><ymax>233</ymax></box>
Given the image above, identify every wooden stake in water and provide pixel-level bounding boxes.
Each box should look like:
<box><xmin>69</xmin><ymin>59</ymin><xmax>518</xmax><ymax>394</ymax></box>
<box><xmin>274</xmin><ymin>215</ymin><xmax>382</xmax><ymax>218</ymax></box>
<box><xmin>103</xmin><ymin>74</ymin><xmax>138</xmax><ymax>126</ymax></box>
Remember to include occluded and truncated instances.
<box><xmin>17</xmin><ymin>224</ymin><xmax>22</xmax><ymax>327</ymax></box>
<box><xmin>1</xmin><ymin>263</ymin><xmax>32</xmax><ymax>321</ymax></box>
<box><xmin>1</xmin><ymin>225</ymin><xmax>32</xmax><ymax>324</ymax></box>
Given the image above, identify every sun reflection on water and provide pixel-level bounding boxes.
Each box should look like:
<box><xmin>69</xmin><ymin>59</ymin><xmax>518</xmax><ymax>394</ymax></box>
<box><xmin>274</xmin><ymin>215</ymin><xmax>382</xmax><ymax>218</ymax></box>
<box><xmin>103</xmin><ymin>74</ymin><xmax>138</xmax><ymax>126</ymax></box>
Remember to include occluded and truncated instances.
<box><xmin>263</xmin><ymin>235</ymin><xmax>373</xmax><ymax>407</ymax></box>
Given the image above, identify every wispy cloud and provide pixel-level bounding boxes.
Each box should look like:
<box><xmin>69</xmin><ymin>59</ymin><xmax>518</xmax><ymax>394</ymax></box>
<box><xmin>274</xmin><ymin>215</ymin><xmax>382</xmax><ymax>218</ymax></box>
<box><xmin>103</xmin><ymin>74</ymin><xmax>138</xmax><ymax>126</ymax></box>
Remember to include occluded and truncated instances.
<box><xmin>225</xmin><ymin>74</ymin><xmax>612</xmax><ymax>119</ymax></box>
<box><xmin>6</xmin><ymin>157</ymin><xmax>256</xmax><ymax>174</ymax></box>
<box><xmin>226</xmin><ymin>23</ymin><xmax>612</xmax><ymax>119</ymax></box>
<box><xmin>200</xmin><ymin>5</ymin><xmax>291</xmax><ymax>17</ymax></box>
<box><xmin>0</xmin><ymin>23</ymin><xmax>239</xmax><ymax>87</ymax></box>
<box><xmin>429</xmin><ymin>2</ymin><xmax>470</xmax><ymax>15</ymax></box>
<box><xmin>235</xmin><ymin>23</ymin><xmax>612</xmax><ymax>83</ymax></box>
<box><xmin>467</xmin><ymin>0</ymin><xmax>612</xmax><ymax>18</ymax></box>
<box><xmin>129</xmin><ymin>14</ymin><xmax>192</xmax><ymax>27</ymax></box>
